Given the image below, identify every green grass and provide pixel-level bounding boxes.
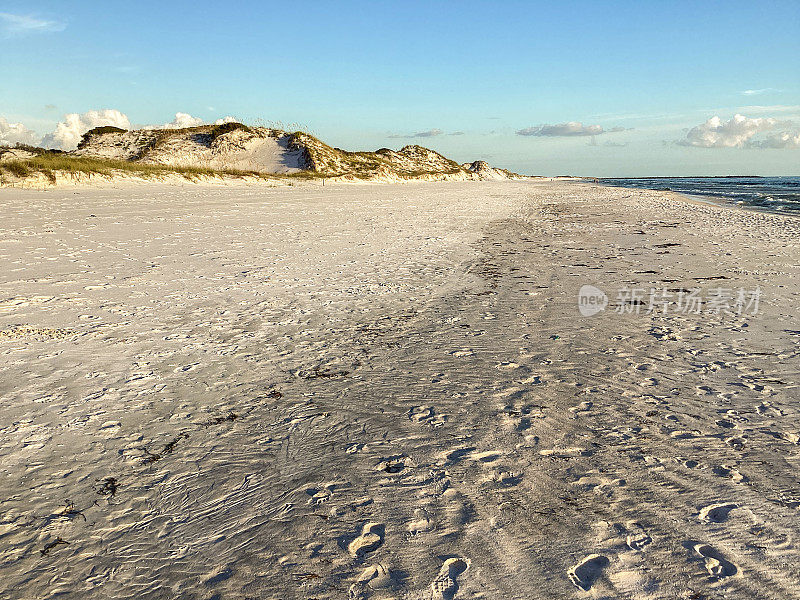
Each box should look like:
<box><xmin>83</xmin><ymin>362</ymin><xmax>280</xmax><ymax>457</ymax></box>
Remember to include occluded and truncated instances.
<box><xmin>0</xmin><ymin>153</ymin><xmax>277</xmax><ymax>184</ymax></box>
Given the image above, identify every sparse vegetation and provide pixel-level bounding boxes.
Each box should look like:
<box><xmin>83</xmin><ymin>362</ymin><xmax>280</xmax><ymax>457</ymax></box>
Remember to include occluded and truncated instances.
<box><xmin>2</xmin><ymin>160</ymin><xmax>31</xmax><ymax>179</ymax></box>
<box><xmin>285</xmin><ymin>170</ymin><xmax>329</xmax><ymax>180</ymax></box>
<box><xmin>1</xmin><ymin>123</ymin><xmax>519</xmax><ymax>186</ymax></box>
<box><xmin>0</xmin><ymin>153</ymin><xmax>276</xmax><ymax>185</ymax></box>
<box><xmin>209</xmin><ymin>122</ymin><xmax>252</xmax><ymax>142</ymax></box>
<box><xmin>77</xmin><ymin>126</ymin><xmax>128</xmax><ymax>149</ymax></box>
<box><xmin>284</xmin><ymin>131</ymin><xmax>468</xmax><ymax>179</ymax></box>
<box><xmin>3</xmin><ymin>143</ymin><xmax>64</xmax><ymax>156</ymax></box>
<box><xmin>85</xmin><ymin>125</ymin><xmax>128</xmax><ymax>136</ymax></box>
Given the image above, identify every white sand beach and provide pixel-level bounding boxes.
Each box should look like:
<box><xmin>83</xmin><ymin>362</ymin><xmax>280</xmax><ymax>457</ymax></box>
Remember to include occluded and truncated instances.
<box><xmin>1</xmin><ymin>180</ymin><xmax>799</xmax><ymax>599</ymax></box>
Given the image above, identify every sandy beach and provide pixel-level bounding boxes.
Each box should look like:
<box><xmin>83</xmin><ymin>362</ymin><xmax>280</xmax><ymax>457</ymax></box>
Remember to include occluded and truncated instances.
<box><xmin>1</xmin><ymin>179</ymin><xmax>799</xmax><ymax>599</ymax></box>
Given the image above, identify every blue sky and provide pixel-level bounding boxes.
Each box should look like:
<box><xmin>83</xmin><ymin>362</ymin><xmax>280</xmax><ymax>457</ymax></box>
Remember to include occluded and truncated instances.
<box><xmin>1</xmin><ymin>0</ymin><xmax>799</xmax><ymax>175</ymax></box>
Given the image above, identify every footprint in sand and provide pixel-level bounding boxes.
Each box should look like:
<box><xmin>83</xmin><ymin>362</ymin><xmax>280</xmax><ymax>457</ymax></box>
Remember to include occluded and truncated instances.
<box><xmin>781</xmin><ymin>432</ymin><xmax>800</xmax><ymax>444</ymax></box>
<box><xmin>469</xmin><ymin>450</ymin><xmax>503</xmax><ymax>463</ymax></box>
<box><xmin>346</xmin><ymin>443</ymin><xmax>365</xmax><ymax>454</ymax></box>
<box><xmin>409</xmin><ymin>405</ymin><xmax>448</xmax><ymax>428</ymax></box>
<box><xmin>306</xmin><ymin>482</ymin><xmax>343</xmax><ymax>505</ymax></box>
<box><xmin>540</xmin><ymin>447</ymin><xmax>589</xmax><ymax>458</ymax></box>
<box><xmin>712</xmin><ymin>464</ymin><xmax>747</xmax><ymax>483</ymax></box>
<box><xmin>407</xmin><ymin>508</ymin><xmax>435</xmax><ymax>535</ymax></box>
<box><xmin>699</xmin><ymin>502</ymin><xmax>738</xmax><ymax>523</ymax></box>
<box><xmin>376</xmin><ymin>455</ymin><xmax>411</xmax><ymax>474</ymax></box>
<box><xmin>443</xmin><ymin>447</ymin><xmax>477</xmax><ymax>465</ymax></box>
<box><xmin>430</xmin><ymin>557</ymin><xmax>469</xmax><ymax>599</ymax></box>
<box><xmin>625</xmin><ymin>522</ymin><xmax>653</xmax><ymax>551</ymax></box>
<box><xmin>756</xmin><ymin>402</ymin><xmax>783</xmax><ymax>417</ymax></box>
<box><xmin>409</xmin><ymin>405</ymin><xmax>435</xmax><ymax>423</ymax></box>
<box><xmin>496</xmin><ymin>361</ymin><xmax>525</xmax><ymax>372</ymax></box>
<box><xmin>568</xmin><ymin>554</ymin><xmax>610</xmax><ymax>591</ymax></box>
<box><xmin>485</xmin><ymin>468</ymin><xmax>521</xmax><ymax>487</ymax></box>
<box><xmin>442</xmin><ymin>489</ymin><xmax>475</xmax><ymax>532</ymax></box>
<box><xmin>573</xmin><ymin>475</ymin><xmax>626</xmax><ymax>499</ymax></box>
<box><xmin>726</xmin><ymin>437</ymin><xmax>746</xmax><ymax>451</ymax></box>
<box><xmin>569</xmin><ymin>400</ymin><xmax>593</xmax><ymax>414</ymax></box>
<box><xmin>349</xmin><ymin>563</ymin><xmax>393</xmax><ymax>598</ymax></box>
<box><xmin>358</xmin><ymin>563</ymin><xmax>392</xmax><ymax>588</ymax></box>
<box><xmin>499</xmin><ymin>401</ymin><xmax>543</xmax><ymax>432</ymax></box>
<box><xmin>693</xmin><ymin>543</ymin><xmax>738</xmax><ymax>579</ymax></box>
<box><xmin>348</xmin><ymin>522</ymin><xmax>385</xmax><ymax>557</ymax></box>
<box><xmin>429</xmin><ymin>414</ymin><xmax>449</xmax><ymax>428</ymax></box>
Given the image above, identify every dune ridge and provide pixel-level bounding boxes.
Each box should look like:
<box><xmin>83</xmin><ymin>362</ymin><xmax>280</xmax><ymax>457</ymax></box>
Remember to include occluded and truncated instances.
<box><xmin>0</xmin><ymin>123</ymin><xmax>528</xmax><ymax>186</ymax></box>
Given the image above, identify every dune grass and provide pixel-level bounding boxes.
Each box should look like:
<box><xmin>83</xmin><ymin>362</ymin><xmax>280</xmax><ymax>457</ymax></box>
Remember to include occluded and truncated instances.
<box><xmin>1</xmin><ymin>126</ymin><xmax>474</xmax><ymax>186</ymax></box>
<box><xmin>0</xmin><ymin>153</ymin><xmax>276</xmax><ymax>184</ymax></box>
<box><xmin>76</xmin><ymin>126</ymin><xmax>129</xmax><ymax>149</ymax></box>
<box><xmin>208</xmin><ymin>122</ymin><xmax>252</xmax><ymax>142</ymax></box>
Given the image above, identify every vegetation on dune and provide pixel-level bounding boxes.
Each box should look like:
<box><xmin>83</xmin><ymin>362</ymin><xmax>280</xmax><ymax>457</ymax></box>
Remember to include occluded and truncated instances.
<box><xmin>208</xmin><ymin>122</ymin><xmax>252</xmax><ymax>142</ymax></box>
<box><xmin>1</xmin><ymin>122</ymin><xmax>505</xmax><ymax>185</ymax></box>
<box><xmin>85</xmin><ymin>125</ymin><xmax>128</xmax><ymax>136</ymax></box>
<box><xmin>77</xmin><ymin>126</ymin><xmax>129</xmax><ymax>149</ymax></box>
<box><xmin>0</xmin><ymin>143</ymin><xmax>64</xmax><ymax>157</ymax></box>
<box><xmin>286</xmin><ymin>131</ymin><xmax>428</xmax><ymax>177</ymax></box>
<box><xmin>0</xmin><ymin>153</ymin><xmax>275</xmax><ymax>184</ymax></box>
<box><xmin>1</xmin><ymin>160</ymin><xmax>34</xmax><ymax>179</ymax></box>
<box><xmin>0</xmin><ymin>150</ymin><xmax>472</xmax><ymax>185</ymax></box>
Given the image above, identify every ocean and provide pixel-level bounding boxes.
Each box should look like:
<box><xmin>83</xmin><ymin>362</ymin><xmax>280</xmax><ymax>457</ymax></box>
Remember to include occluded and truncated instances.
<box><xmin>600</xmin><ymin>176</ymin><xmax>800</xmax><ymax>214</ymax></box>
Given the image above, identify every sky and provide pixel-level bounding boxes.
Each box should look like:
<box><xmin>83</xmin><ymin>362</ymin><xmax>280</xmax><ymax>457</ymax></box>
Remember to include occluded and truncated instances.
<box><xmin>1</xmin><ymin>0</ymin><xmax>799</xmax><ymax>176</ymax></box>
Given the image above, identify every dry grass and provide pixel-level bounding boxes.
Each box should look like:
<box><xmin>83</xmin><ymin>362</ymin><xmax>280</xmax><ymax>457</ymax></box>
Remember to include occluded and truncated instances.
<box><xmin>1</xmin><ymin>125</ymin><xmax>479</xmax><ymax>186</ymax></box>
<box><xmin>0</xmin><ymin>153</ymin><xmax>276</xmax><ymax>184</ymax></box>
<box><xmin>209</xmin><ymin>122</ymin><xmax>252</xmax><ymax>142</ymax></box>
<box><xmin>77</xmin><ymin>126</ymin><xmax>128</xmax><ymax>149</ymax></box>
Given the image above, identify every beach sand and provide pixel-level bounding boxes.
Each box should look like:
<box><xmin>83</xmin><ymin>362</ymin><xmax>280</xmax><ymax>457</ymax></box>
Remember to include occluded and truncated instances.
<box><xmin>1</xmin><ymin>180</ymin><xmax>799</xmax><ymax>599</ymax></box>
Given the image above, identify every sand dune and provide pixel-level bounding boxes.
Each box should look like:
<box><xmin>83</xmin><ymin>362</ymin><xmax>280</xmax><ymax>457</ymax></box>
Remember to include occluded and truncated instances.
<box><xmin>0</xmin><ymin>180</ymin><xmax>798</xmax><ymax>599</ymax></box>
<box><xmin>69</xmin><ymin>125</ymin><xmax>528</xmax><ymax>181</ymax></box>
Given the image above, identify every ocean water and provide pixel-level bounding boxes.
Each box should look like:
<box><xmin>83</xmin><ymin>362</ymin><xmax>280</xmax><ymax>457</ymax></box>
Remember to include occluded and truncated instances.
<box><xmin>600</xmin><ymin>176</ymin><xmax>800</xmax><ymax>214</ymax></box>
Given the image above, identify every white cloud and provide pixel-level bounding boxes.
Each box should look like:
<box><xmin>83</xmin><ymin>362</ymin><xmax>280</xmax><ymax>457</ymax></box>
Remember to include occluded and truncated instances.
<box><xmin>9</xmin><ymin>111</ymin><xmax>244</xmax><ymax>151</ymax></box>
<box><xmin>0</xmin><ymin>117</ymin><xmax>39</xmax><ymax>147</ymax></box>
<box><xmin>152</xmin><ymin>113</ymin><xmax>239</xmax><ymax>129</ymax></box>
<box><xmin>739</xmin><ymin>104</ymin><xmax>800</xmax><ymax>114</ymax></box>
<box><xmin>161</xmin><ymin>112</ymin><xmax>205</xmax><ymax>129</ymax></box>
<box><xmin>415</xmin><ymin>128</ymin><xmax>443</xmax><ymax>138</ymax></box>
<box><xmin>41</xmin><ymin>109</ymin><xmax>131</xmax><ymax>150</ymax></box>
<box><xmin>517</xmin><ymin>122</ymin><xmax>605</xmax><ymax>136</ymax></box>
<box><xmin>740</xmin><ymin>88</ymin><xmax>777</xmax><ymax>96</ymax></box>
<box><xmin>679</xmin><ymin>114</ymin><xmax>799</xmax><ymax>149</ymax></box>
<box><xmin>752</xmin><ymin>131</ymin><xmax>800</xmax><ymax>149</ymax></box>
<box><xmin>389</xmin><ymin>128</ymin><xmax>444</xmax><ymax>139</ymax></box>
<box><xmin>0</xmin><ymin>13</ymin><xmax>65</xmax><ymax>36</ymax></box>
<box><xmin>679</xmin><ymin>114</ymin><xmax>775</xmax><ymax>148</ymax></box>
